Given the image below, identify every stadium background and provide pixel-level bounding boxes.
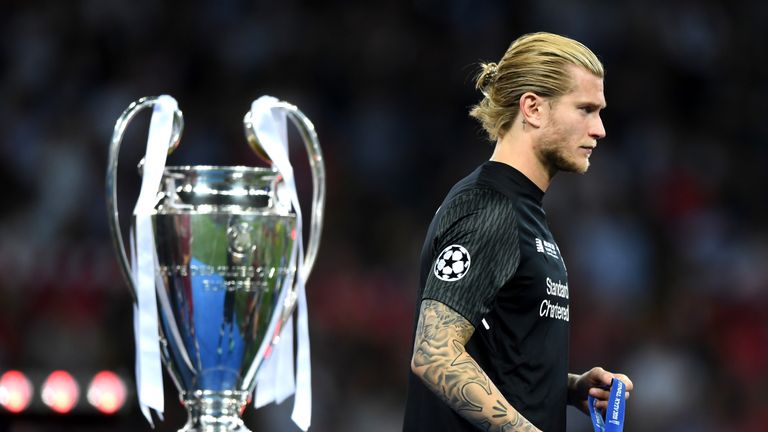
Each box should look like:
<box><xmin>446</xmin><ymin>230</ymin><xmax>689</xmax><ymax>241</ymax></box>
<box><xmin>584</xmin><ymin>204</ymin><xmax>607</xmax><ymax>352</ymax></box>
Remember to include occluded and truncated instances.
<box><xmin>1</xmin><ymin>0</ymin><xmax>766</xmax><ymax>430</ymax></box>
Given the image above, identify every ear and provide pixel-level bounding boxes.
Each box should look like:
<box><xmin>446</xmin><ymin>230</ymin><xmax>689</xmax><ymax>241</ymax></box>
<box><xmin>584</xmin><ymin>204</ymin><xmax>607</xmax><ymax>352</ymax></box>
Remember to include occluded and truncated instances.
<box><xmin>519</xmin><ymin>92</ymin><xmax>545</xmax><ymax>128</ymax></box>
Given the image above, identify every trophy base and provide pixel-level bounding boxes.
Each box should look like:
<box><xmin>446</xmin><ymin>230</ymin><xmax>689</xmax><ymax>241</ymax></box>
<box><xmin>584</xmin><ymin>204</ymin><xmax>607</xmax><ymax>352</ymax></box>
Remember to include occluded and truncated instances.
<box><xmin>179</xmin><ymin>390</ymin><xmax>252</xmax><ymax>432</ymax></box>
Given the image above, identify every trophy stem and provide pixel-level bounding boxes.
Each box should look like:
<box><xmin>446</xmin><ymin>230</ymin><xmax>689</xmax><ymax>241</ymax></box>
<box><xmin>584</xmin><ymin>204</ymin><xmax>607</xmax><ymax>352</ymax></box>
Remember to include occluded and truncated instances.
<box><xmin>180</xmin><ymin>390</ymin><xmax>251</xmax><ymax>432</ymax></box>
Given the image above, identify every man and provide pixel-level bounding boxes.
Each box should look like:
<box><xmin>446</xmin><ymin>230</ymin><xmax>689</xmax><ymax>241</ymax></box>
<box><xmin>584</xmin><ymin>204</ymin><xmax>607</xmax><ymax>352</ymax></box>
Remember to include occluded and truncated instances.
<box><xmin>403</xmin><ymin>32</ymin><xmax>633</xmax><ymax>432</ymax></box>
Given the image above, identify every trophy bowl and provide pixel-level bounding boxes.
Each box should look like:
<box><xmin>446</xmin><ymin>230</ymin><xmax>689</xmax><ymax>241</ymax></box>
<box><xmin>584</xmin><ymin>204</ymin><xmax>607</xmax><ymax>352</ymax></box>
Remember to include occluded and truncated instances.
<box><xmin>155</xmin><ymin>165</ymin><xmax>294</xmax><ymax>431</ymax></box>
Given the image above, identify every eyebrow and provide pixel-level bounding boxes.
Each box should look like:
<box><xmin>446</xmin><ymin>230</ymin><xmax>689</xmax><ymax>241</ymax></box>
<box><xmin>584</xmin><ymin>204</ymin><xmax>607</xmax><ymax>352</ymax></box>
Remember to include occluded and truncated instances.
<box><xmin>579</xmin><ymin>102</ymin><xmax>607</xmax><ymax>110</ymax></box>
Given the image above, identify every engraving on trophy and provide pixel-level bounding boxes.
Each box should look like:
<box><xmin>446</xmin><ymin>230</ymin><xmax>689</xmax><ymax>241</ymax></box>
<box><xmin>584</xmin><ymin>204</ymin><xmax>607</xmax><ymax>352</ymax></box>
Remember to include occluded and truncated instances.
<box><xmin>157</xmin><ymin>264</ymin><xmax>293</xmax><ymax>293</ymax></box>
<box><xmin>227</xmin><ymin>221</ymin><xmax>255</xmax><ymax>261</ymax></box>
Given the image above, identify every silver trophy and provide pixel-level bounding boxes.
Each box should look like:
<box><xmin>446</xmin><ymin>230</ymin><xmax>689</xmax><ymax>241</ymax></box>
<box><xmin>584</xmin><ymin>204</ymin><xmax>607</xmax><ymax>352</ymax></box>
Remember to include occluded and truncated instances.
<box><xmin>106</xmin><ymin>96</ymin><xmax>325</xmax><ymax>431</ymax></box>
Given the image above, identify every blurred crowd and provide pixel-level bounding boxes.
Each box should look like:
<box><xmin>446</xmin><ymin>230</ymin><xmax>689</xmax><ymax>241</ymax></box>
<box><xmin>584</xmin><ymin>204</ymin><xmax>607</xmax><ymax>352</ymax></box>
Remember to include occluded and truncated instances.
<box><xmin>1</xmin><ymin>0</ymin><xmax>767</xmax><ymax>431</ymax></box>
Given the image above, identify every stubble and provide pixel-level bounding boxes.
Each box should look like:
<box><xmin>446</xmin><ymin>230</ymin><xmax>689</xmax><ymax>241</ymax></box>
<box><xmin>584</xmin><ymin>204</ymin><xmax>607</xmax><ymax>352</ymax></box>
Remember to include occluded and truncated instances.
<box><xmin>535</xmin><ymin>124</ymin><xmax>589</xmax><ymax>175</ymax></box>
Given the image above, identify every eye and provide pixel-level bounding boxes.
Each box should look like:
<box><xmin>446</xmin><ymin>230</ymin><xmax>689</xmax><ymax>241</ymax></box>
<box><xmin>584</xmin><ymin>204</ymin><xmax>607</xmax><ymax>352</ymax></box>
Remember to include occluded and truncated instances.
<box><xmin>579</xmin><ymin>106</ymin><xmax>597</xmax><ymax>114</ymax></box>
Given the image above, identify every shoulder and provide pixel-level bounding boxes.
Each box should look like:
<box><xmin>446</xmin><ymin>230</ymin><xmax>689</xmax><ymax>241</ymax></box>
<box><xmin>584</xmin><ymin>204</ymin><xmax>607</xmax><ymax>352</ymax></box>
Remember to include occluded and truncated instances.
<box><xmin>439</xmin><ymin>187</ymin><xmax>518</xmax><ymax>226</ymax></box>
<box><xmin>427</xmin><ymin>187</ymin><xmax>520</xmax><ymax>250</ymax></box>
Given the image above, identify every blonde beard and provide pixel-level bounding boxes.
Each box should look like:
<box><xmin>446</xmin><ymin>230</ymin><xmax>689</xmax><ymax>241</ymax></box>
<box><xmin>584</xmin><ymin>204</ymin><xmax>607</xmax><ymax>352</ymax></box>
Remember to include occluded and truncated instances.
<box><xmin>535</xmin><ymin>128</ymin><xmax>589</xmax><ymax>175</ymax></box>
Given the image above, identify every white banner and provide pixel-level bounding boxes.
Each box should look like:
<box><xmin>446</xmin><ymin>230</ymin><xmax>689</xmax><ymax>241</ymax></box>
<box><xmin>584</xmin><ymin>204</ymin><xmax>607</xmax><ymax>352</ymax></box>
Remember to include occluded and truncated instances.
<box><xmin>130</xmin><ymin>95</ymin><xmax>177</xmax><ymax>425</ymax></box>
<box><xmin>250</xmin><ymin>96</ymin><xmax>312</xmax><ymax>431</ymax></box>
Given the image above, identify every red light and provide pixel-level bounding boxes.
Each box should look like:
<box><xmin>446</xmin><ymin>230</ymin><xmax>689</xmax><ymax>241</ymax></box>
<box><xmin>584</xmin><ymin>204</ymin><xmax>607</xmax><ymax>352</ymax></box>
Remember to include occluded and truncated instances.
<box><xmin>87</xmin><ymin>371</ymin><xmax>126</xmax><ymax>414</ymax></box>
<box><xmin>41</xmin><ymin>371</ymin><xmax>79</xmax><ymax>413</ymax></box>
<box><xmin>0</xmin><ymin>370</ymin><xmax>33</xmax><ymax>413</ymax></box>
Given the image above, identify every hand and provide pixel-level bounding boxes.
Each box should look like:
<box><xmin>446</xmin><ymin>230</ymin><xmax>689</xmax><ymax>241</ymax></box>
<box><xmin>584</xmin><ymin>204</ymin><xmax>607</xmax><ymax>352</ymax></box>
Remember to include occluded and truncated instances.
<box><xmin>568</xmin><ymin>367</ymin><xmax>633</xmax><ymax>414</ymax></box>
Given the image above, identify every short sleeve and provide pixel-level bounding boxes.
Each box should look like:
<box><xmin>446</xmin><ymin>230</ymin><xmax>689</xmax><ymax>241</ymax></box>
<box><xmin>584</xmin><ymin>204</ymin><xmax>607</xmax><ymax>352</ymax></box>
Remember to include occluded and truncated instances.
<box><xmin>421</xmin><ymin>189</ymin><xmax>520</xmax><ymax>327</ymax></box>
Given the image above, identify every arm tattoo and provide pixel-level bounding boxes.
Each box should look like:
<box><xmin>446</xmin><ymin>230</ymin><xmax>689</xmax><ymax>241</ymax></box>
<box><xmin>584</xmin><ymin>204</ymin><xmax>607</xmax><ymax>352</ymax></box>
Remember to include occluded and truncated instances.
<box><xmin>492</xmin><ymin>400</ymin><xmax>508</xmax><ymax>418</ymax></box>
<box><xmin>412</xmin><ymin>300</ymin><xmax>541</xmax><ymax>432</ymax></box>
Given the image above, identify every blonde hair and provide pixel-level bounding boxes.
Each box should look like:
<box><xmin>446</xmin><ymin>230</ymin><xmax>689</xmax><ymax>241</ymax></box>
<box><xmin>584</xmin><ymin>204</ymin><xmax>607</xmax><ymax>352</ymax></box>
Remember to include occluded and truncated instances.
<box><xmin>469</xmin><ymin>32</ymin><xmax>604</xmax><ymax>141</ymax></box>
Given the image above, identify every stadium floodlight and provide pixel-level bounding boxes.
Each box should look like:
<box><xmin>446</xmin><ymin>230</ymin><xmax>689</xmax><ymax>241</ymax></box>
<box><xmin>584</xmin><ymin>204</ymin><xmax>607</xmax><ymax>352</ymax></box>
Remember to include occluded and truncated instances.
<box><xmin>41</xmin><ymin>371</ymin><xmax>80</xmax><ymax>414</ymax></box>
<box><xmin>0</xmin><ymin>371</ymin><xmax>33</xmax><ymax>413</ymax></box>
<box><xmin>87</xmin><ymin>371</ymin><xmax>127</xmax><ymax>414</ymax></box>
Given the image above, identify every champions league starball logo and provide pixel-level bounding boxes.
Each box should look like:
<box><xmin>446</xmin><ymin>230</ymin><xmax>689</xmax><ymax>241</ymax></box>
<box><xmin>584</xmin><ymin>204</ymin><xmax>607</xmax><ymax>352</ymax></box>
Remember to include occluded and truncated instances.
<box><xmin>434</xmin><ymin>245</ymin><xmax>471</xmax><ymax>281</ymax></box>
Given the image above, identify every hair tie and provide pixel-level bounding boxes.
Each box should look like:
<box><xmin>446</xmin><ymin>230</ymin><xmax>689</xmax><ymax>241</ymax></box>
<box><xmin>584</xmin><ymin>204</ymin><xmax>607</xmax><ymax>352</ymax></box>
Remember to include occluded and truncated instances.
<box><xmin>481</xmin><ymin>63</ymin><xmax>498</xmax><ymax>97</ymax></box>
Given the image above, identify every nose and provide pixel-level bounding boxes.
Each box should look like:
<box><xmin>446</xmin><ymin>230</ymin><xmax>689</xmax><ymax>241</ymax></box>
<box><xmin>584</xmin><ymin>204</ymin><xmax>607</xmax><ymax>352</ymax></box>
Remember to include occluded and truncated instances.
<box><xmin>590</xmin><ymin>116</ymin><xmax>606</xmax><ymax>140</ymax></box>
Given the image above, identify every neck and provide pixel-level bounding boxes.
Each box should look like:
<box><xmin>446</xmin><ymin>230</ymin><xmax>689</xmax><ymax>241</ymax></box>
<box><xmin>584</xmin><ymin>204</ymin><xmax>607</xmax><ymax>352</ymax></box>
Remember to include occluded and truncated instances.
<box><xmin>489</xmin><ymin>128</ymin><xmax>552</xmax><ymax>192</ymax></box>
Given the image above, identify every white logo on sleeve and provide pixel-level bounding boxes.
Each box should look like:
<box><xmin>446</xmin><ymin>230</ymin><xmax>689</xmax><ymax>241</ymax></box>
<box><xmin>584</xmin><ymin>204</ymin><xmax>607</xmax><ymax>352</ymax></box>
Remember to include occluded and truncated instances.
<box><xmin>434</xmin><ymin>245</ymin><xmax>471</xmax><ymax>281</ymax></box>
<box><xmin>535</xmin><ymin>237</ymin><xmax>560</xmax><ymax>260</ymax></box>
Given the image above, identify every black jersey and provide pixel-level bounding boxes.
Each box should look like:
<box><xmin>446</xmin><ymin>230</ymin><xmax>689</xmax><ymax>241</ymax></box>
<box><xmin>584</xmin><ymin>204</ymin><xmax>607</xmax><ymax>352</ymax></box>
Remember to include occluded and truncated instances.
<box><xmin>403</xmin><ymin>161</ymin><xmax>570</xmax><ymax>432</ymax></box>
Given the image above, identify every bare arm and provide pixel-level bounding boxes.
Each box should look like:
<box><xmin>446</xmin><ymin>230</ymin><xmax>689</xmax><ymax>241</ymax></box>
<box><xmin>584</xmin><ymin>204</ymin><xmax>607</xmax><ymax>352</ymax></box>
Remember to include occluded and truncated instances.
<box><xmin>410</xmin><ymin>299</ymin><xmax>541</xmax><ymax>432</ymax></box>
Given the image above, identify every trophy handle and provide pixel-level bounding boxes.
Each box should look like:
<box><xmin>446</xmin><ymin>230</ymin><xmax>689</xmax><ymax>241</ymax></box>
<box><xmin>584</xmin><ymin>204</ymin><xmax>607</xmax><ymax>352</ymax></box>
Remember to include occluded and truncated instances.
<box><xmin>106</xmin><ymin>96</ymin><xmax>184</xmax><ymax>303</ymax></box>
<box><xmin>243</xmin><ymin>102</ymin><xmax>326</xmax><ymax>311</ymax></box>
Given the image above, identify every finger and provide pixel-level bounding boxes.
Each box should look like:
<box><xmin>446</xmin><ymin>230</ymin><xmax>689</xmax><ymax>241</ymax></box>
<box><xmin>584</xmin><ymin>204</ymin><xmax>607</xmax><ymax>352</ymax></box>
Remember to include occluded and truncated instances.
<box><xmin>614</xmin><ymin>374</ymin><xmax>634</xmax><ymax>392</ymax></box>
<box><xmin>588</xmin><ymin>388</ymin><xmax>611</xmax><ymax>400</ymax></box>
<box><xmin>593</xmin><ymin>367</ymin><xmax>614</xmax><ymax>387</ymax></box>
<box><xmin>624</xmin><ymin>391</ymin><xmax>630</xmax><ymax>400</ymax></box>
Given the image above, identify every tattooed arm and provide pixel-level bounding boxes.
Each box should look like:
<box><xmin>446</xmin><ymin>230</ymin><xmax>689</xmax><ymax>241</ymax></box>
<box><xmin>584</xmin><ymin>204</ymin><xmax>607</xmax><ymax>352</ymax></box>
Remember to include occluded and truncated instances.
<box><xmin>411</xmin><ymin>299</ymin><xmax>542</xmax><ymax>432</ymax></box>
